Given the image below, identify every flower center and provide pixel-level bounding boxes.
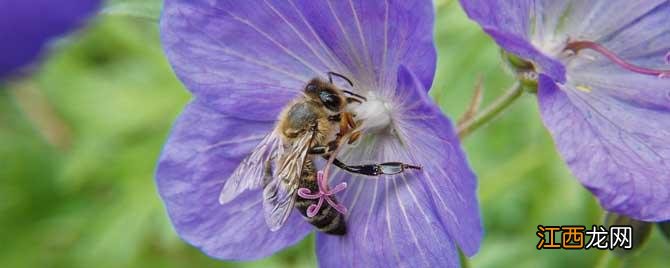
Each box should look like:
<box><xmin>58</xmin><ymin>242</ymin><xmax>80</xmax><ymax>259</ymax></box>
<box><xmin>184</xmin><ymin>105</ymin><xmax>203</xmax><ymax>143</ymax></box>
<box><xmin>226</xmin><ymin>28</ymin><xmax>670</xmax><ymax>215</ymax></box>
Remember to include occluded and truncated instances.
<box><xmin>564</xmin><ymin>40</ymin><xmax>670</xmax><ymax>78</ymax></box>
<box><xmin>350</xmin><ymin>91</ymin><xmax>393</xmax><ymax>134</ymax></box>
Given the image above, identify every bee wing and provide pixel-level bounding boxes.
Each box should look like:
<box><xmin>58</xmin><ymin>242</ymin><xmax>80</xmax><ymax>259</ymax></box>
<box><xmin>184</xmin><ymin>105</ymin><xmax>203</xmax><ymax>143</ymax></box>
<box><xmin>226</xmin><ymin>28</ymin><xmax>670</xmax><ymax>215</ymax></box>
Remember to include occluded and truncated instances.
<box><xmin>219</xmin><ymin>130</ymin><xmax>281</xmax><ymax>205</ymax></box>
<box><xmin>263</xmin><ymin>129</ymin><xmax>314</xmax><ymax>231</ymax></box>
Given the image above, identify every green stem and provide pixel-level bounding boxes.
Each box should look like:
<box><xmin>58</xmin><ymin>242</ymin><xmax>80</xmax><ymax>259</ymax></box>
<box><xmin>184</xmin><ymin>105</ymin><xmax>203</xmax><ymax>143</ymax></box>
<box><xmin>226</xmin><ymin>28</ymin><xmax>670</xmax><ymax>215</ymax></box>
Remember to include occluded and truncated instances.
<box><xmin>457</xmin><ymin>82</ymin><xmax>524</xmax><ymax>139</ymax></box>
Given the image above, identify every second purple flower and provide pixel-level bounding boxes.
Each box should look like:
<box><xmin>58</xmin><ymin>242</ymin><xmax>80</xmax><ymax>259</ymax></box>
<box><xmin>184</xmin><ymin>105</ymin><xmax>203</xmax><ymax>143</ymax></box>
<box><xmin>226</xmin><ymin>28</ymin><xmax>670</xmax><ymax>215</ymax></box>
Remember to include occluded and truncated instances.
<box><xmin>461</xmin><ymin>0</ymin><xmax>670</xmax><ymax>221</ymax></box>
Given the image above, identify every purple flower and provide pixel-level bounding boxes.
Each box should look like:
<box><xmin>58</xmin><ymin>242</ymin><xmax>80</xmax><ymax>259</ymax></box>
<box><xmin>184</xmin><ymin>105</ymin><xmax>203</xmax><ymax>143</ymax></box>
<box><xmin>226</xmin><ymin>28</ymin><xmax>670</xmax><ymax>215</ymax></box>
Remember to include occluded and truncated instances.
<box><xmin>157</xmin><ymin>0</ymin><xmax>482</xmax><ymax>267</ymax></box>
<box><xmin>0</xmin><ymin>0</ymin><xmax>100</xmax><ymax>80</ymax></box>
<box><xmin>460</xmin><ymin>0</ymin><xmax>670</xmax><ymax>221</ymax></box>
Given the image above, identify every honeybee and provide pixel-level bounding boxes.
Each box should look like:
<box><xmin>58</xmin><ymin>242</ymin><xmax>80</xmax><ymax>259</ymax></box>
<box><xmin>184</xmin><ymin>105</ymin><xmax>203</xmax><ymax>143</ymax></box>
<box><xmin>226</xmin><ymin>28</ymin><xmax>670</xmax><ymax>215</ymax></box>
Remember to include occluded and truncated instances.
<box><xmin>219</xmin><ymin>72</ymin><xmax>421</xmax><ymax>235</ymax></box>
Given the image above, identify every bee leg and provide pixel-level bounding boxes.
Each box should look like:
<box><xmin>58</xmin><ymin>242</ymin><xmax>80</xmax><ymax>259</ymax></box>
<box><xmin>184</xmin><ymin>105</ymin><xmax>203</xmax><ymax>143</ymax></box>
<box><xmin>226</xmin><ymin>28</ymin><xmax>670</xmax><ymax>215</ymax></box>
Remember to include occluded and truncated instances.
<box><xmin>326</xmin><ymin>113</ymin><xmax>352</xmax><ymax>150</ymax></box>
<box><xmin>337</xmin><ymin>112</ymin><xmax>355</xmax><ymax>142</ymax></box>
<box><xmin>339</xmin><ymin>113</ymin><xmax>352</xmax><ymax>136</ymax></box>
<box><xmin>308</xmin><ymin>146</ymin><xmax>328</xmax><ymax>155</ymax></box>
<box><xmin>331</xmin><ymin>158</ymin><xmax>421</xmax><ymax>176</ymax></box>
<box><xmin>348</xmin><ymin>131</ymin><xmax>361</xmax><ymax>144</ymax></box>
<box><xmin>313</xmin><ymin>139</ymin><xmax>420</xmax><ymax>176</ymax></box>
<box><xmin>339</xmin><ymin>112</ymin><xmax>361</xmax><ymax>144</ymax></box>
<box><xmin>328</xmin><ymin>112</ymin><xmax>357</xmax><ymax>146</ymax></box>
<box><xmin>308</xmin><ymin>141</ymin><xmax>339</xmax><ymax>155</ymax></box>
<box><xmin>341</xmin><ymin>112</ymin><xmax>356</xmax><ymax>129</ymax></box>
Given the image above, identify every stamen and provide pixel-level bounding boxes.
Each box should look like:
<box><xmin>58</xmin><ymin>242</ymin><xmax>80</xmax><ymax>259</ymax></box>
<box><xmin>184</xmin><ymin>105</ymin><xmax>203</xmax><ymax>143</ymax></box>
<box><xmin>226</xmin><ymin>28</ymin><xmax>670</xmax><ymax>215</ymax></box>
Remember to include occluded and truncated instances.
<box><xmin>565</xmin><ymin>41</ymin><xmax>670</xmax><ymax>78</ymax></box>
<box><xmin>297</xmin><ymin>171</ymin><xmax>348</xmax><ymax>218</ymax></box>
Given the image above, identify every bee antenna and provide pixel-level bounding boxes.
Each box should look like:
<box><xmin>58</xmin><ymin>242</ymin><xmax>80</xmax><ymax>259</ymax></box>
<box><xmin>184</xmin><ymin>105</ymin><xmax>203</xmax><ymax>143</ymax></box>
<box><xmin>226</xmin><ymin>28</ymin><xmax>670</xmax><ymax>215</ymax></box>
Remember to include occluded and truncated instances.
<box><xmin>343</xmin><ymin>90</ymin><xmax>367</xmax><ymax>102</ymax></box>
<box><xmin>327</xmin><ymin>71</ymin><xmax>354</xmax><ymax>87</ymax></box>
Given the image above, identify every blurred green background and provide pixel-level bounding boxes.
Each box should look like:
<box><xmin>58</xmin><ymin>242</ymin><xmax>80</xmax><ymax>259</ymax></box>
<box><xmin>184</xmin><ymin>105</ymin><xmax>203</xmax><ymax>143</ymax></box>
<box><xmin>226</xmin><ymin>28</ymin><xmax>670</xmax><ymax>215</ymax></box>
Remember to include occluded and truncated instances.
<box><xmin>1</xmin><ymin>1</ymin><xmax>667</xmax><ymax>267</ymax></box>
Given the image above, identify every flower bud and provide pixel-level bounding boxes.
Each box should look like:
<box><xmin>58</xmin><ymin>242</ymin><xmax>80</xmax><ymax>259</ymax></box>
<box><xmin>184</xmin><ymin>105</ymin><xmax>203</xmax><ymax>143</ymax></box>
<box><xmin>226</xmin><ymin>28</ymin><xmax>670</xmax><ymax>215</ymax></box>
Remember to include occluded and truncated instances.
<box><xmin>501</xmin><ymin>50</ymin><xmax>534</xmax><ymax>71</ymax></box>
<box><xmin>501</xmin><ymin>50</ymin><xmax>538</xmax><ymax>93</ymax></box>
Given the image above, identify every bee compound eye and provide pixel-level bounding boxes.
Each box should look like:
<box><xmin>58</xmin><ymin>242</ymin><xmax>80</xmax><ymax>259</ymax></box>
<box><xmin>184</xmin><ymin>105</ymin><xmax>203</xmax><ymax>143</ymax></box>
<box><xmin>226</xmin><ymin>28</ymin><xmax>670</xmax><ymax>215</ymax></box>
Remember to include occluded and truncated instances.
<box><xmin>320</xmin><ymin>91</ymin><xmax>341</xmax><ymax>111</ymax></box>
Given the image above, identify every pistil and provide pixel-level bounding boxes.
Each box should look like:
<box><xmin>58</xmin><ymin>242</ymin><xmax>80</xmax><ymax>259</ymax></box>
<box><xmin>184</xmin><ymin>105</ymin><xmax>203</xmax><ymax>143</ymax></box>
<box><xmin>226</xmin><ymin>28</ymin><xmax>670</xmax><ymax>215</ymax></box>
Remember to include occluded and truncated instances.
<box><xmin>565</xmin><ymin>41</ymin><xmax>670</xmax><ymax>78</ymax></box>
<box><xmin>297</xmin><ymin>171</ymin><xmax>348</xmax><ymax>218</ymax></box>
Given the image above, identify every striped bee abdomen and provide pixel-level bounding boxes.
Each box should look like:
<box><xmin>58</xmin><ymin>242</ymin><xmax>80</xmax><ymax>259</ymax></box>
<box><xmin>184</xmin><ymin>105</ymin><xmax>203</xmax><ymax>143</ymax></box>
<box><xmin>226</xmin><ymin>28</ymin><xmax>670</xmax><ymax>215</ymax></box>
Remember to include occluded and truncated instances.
<box><xmin>295</xmin><ymin>160</ymin><xmax>347</xmax><ymax>235</ymax></box>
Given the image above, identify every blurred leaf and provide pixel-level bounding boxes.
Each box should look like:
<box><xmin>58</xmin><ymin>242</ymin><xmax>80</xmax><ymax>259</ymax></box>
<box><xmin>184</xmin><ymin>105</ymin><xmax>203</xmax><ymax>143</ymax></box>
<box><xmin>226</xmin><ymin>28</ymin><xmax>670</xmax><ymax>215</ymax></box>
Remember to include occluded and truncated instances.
<box><xmin>659</xmin><ymin>221</ymin><xmax>670</xmax><ymax>243</ymax></box>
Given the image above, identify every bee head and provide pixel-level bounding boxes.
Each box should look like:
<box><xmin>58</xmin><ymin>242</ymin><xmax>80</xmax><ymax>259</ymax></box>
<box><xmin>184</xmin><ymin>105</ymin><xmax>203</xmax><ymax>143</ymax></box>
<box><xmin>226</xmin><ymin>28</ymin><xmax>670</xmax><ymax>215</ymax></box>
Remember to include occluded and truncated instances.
<box><xmin>304</xmin><ymin>78</ymin><xmax>343</xmax><ymax>112</ymax></box>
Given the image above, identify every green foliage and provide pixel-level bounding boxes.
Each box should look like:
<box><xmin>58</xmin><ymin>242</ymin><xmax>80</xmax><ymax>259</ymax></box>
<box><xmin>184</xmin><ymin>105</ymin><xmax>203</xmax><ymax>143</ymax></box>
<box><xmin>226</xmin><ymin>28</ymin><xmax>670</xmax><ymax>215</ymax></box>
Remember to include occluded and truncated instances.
<box><xmin>0</xmin><ymin>2</ymin><xmax>667</xmax><ymax>267</ymax></box>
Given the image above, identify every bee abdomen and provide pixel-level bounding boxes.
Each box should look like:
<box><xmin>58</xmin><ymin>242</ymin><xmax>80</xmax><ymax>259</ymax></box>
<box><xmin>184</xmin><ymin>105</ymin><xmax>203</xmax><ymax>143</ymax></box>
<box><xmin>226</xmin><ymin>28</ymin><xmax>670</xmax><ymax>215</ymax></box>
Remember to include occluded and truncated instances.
<box><xmin>296</xmin><ymin>178</ymin><xmax>347</xmax><ymax>236</ymax></box>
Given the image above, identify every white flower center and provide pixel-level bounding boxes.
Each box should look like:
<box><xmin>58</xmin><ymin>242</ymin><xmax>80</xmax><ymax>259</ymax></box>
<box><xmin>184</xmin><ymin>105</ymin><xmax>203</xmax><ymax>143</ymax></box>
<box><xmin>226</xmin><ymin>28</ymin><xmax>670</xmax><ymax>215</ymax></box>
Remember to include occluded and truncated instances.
<box><xmin>532</xmin><ymin>37</ymin><xmax>563</xmax><ymax>57</ymax></box>
<box><xmin>350</xmin><ymin>91</ymin><xmax>393</xmax><ymax>134</ymax></box>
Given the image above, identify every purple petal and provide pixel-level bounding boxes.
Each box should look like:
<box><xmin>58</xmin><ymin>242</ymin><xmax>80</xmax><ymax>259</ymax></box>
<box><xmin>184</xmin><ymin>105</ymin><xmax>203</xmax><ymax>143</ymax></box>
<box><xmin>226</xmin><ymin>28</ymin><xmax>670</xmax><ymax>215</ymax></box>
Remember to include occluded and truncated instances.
<box><xmin>593</xmin><ymin>2</ymin><xmax>670</xmax><ymax>67</ymax></box>
<box><xmin>533</xmin><ymin>1</ymin><xmax>670</xmax><ymax>72</ymax></box>
<box><xmin>532</xmin><ymin>1</ymin><xmax>670</xmax><ymax>221</ymax></box>
<box><xmin>460</xmin><ymin>1</ymin><xmax>670</xmax><ymax>83</ymax></box>
<box><xmin>160</xmin><ymin>0</ymin><xmax>436</xmax><ymax>121</ymax></box>
<box><xmin>316</xmin><ymin>67</ymin><xmax>481</xmax><ymax>267</ymax></box>
<box><xmin>465</xmin><ymin>0</ymin><xmax>670</xmax><ymax>220</ymax></box>
<box><xmin>559</xmin><ymin>1</ymin><xmax>668</xmax><ymax>44</ymax></box>
<box><xmin>156</xmin><ymin>100</ymin><xmax>312</xmax><ymax>260</ymax></box>
<box><xmin>297</xmin><ymin>0</ymin><xmax>436</xmax><ymax>92</ymax></box>
<box><xmin>537</xmin><ymin>71</ymin><xmax>670</xmax><ymax>221</ymax></box>
<box><xmin>458</xmin><ymin>0</ymin><xmax>531</xmax><ymax>38</ymax></box>
<box><xmin>458</xmin><ymin>0</ymin><xmax>565</xmax><ymax>82</ymax></box>
<box><xmin>0</xmin><ymin>0</ymin><xmax>99</xmax><ymax>80</ymax></box>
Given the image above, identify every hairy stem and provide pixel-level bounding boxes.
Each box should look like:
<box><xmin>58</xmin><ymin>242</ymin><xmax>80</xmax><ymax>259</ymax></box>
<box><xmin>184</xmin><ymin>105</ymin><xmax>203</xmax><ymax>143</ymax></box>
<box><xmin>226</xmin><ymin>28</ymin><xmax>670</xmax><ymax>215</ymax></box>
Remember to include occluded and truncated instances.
<box><xmin>457</xmin><ymin>82</ymin><xmax>524</xmax><ymax>139</ymax></box>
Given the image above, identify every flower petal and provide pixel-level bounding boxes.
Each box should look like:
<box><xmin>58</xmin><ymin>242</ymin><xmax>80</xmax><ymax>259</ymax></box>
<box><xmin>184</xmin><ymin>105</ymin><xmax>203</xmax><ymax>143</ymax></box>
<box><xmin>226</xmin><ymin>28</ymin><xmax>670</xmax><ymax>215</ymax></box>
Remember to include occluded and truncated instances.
<box><xmin>587</xmin><ymin>1</ymin><xmax>670</xmax><ymax>67</ymax></box>
<box><xmin>296</xmin><ymin>0</ymin><xmax>437</xmax><ymax>92</ymax></box>
<box><xmin>557</xmin><ymin>0</ymin><xmax>668</xmax><ymax>44</ymax></box>
<box><xmin>461</xmin><ymin>1</ymin><xmax>670</xmax><ymax>83</ymax></box>
<box><xmin>160</xmin><ymin>0</ymin><xmax>436</xmax><ymax>120</ymax></box>
<box><xmin>394</xmin><ymin>66</ymin><xmax>483</xmax><ymax>255</ymax></box>
<box><xmin>316</xmin><ymin>67</ymin><xmax>481</xmax><ymax>267</ymax></box>
<box><xmin>0</xmin><ymin>0</ymin><xmax>100</xmax><ymax>79</ymax></box>
<box><xmin>458</xmin><ymin>0</ymin><xmax>565</xmax><ymax>82</ymax></box>
<box><xmin>458</xmin><ymin>0</ymin><xmax>531</xmax><ymax>38</ymax></box>
<box><xmin>156</xmin><ymin>100</ymin><xmax>312</xmax><ymax>260</ymax></box>
<box><xmin>538</xmin><ymin>72</ymin><xmax>670</xmax><ymax>221</ymax></box>
<box><xmin>464</xmin><ymin>0</ymin><xmax>670</xmax><ymax>221</ymax></box>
